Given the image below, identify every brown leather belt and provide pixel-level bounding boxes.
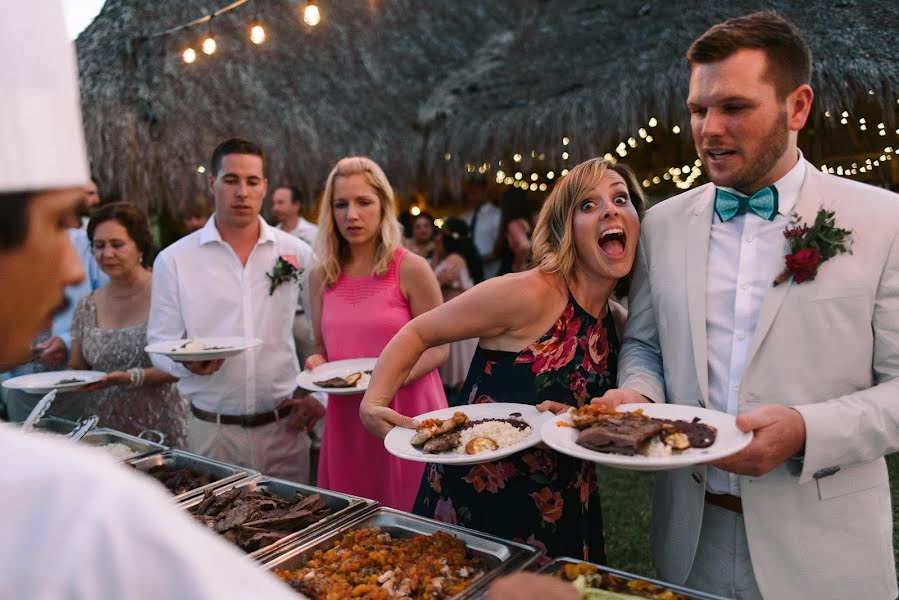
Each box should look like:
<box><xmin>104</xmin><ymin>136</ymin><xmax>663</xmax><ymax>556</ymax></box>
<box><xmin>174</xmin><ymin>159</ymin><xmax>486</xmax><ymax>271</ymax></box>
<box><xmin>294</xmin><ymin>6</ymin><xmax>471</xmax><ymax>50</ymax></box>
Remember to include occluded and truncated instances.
<box><xmin>190</xmin><ymin>404</ymin><xmax>292</xmax><ymax>428</ymax></box>
<box><xmin>705</xmin><ymin>491</ymin><xmax>743</xmax><ymax>514</ymax></box>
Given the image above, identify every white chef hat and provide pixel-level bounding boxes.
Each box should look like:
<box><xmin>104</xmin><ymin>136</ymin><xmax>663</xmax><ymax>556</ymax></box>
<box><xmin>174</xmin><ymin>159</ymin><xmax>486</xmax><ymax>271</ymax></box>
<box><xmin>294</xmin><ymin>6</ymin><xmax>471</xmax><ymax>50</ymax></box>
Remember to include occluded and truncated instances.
<box><xmin>0</xmin><ymin>1</ymin><xmax>89</xmax><ymax>193</ymax></box>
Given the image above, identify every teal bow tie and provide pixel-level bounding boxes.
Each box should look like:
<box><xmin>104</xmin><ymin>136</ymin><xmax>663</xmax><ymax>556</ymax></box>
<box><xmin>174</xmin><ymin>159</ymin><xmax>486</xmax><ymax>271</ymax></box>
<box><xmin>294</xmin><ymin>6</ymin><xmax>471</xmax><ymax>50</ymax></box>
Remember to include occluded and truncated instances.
<box><xmin>714</xmin><ymin>186</ymin><xmax>779</xmax><ymax>222</ymax></box>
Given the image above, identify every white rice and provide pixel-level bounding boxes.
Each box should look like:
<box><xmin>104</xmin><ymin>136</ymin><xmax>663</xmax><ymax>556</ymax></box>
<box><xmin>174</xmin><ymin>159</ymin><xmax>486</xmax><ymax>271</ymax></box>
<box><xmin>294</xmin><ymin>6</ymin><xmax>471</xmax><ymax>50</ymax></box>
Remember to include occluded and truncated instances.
<box><xmin>456</xmin><ymin>420</ymin><xmax>531</xmax><ymax>454</ymax></box>
<box><xmin>355</xmin><ymin>372</ymin><xmax>371</xmax><ymax>388</ymax></box>
<box><xmin>642</xmin><ymin>437</ymin><xmax>673</xmax><ymax>458</ymax></box>
<box><xmin>97</xmin><ymin>442</ymin><xmax>139</xmax><ymax>460</ymax></box>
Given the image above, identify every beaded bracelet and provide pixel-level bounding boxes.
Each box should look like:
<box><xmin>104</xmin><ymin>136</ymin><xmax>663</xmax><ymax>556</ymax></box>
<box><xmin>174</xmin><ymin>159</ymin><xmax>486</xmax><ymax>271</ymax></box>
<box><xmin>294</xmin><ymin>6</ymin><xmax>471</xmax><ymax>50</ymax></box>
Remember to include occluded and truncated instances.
<box><xmin>127</xmin><ymin>367</ymin><xmax>145</xmax><ymax>387</ymax></box>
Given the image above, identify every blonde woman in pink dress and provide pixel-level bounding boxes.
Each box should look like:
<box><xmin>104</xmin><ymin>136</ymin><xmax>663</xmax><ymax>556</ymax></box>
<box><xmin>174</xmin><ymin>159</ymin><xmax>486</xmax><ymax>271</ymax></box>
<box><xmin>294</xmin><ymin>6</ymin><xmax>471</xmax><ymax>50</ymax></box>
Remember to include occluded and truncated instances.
<box><xmin>306</xmin><ymin>157</ymin><xmax>448</xmax><ymax>511</ymax></box>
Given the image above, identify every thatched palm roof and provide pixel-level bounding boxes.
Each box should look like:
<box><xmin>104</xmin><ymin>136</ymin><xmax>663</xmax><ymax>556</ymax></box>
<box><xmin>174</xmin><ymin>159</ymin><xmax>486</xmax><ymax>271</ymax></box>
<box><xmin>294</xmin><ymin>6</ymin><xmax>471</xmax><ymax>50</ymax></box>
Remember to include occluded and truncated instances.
<box><xmin>420</xmin><ymin>0</ymin><xmax>899</xmax><ymax>192</ymax></box>
<box><xmin>78</xmin><ymin>0</ymin><xmax>897</xmax><ymax>216</ymax></box>
<box><xmin>76</xmin><ymin>0</ymin><xmax>518</xmax><ymax>216</ymax></box>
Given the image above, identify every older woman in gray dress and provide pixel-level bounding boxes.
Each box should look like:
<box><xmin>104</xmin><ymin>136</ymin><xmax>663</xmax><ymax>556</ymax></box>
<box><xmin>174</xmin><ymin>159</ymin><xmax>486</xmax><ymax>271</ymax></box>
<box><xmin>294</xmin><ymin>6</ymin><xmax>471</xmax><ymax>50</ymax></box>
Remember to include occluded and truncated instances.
<box><xmin>68</xmin><ymin>202</ymin><xmax>187</xmax><ymax>446</ymax></box>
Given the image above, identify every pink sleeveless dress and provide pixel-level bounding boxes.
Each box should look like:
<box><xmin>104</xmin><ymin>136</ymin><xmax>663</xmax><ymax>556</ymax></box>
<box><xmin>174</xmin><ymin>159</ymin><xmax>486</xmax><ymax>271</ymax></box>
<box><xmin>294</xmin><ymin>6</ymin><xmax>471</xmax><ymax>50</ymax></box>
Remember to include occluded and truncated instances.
<box><xmin>317</xmin><ymin>247</ymin><xmax>447</xmax><ymax>510</ymax></box>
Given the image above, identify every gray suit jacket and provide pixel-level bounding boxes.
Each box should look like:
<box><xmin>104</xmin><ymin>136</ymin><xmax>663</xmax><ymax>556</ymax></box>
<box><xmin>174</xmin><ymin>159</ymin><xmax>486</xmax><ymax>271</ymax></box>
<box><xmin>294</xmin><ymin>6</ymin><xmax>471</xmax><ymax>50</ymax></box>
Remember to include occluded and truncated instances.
<box><xmin>619</xmin><ymin>161</ymin><xmax>899</xmax><ymax>599</ymax></box>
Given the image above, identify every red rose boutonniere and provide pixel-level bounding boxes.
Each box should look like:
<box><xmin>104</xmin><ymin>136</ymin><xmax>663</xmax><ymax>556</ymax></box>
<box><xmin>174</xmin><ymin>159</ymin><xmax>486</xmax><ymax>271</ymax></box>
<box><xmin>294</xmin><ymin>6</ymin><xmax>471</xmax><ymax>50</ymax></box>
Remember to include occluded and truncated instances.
<box><xmin>266</xmin><ymin>254</ymin><xmax>303</xmax><ymax>295</ymax></box>
<box><xmin>773</xmin><ymin>208</ymin><xmax>852</xmax><ymax>286</ymax></box>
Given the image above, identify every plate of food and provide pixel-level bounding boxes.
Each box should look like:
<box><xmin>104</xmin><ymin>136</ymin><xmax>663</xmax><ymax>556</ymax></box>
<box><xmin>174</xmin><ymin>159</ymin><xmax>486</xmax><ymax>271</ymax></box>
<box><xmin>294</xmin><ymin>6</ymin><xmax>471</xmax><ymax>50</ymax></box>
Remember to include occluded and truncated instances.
<box><xmin>384</xmin><ymin>402</ymin><xmax>555</xmax><ymax>465</ymax></box>
<box><xmin>541</xmin><ymin>403</ymin><xmax>752</xmax><ymax>471</ymax></box>
<box><xmin>1</xmin><ymin>370</ymin><xmax>106</xmax><ymax>394</ymax></box>
<box><xmin>144</xmin><ymin>337</ymin><xmax>262</xmax><ymax>362</ymax></box>
<box><xmin>295</xmin><ymin>358</ymin><xmax>377</xmax><ymax>395</ymax></box>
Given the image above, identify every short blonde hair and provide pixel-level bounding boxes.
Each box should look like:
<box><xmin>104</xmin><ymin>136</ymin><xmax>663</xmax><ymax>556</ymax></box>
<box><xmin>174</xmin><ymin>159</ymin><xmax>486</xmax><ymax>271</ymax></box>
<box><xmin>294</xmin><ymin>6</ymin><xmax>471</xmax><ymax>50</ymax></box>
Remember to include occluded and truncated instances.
<box><xmin>316</xmin><ymin>157</ymin><xmax>403</xmax><ymax>288</ymax></box>
<box><xmin>531</xmin><ymin>158</ymin><xmax>646</xmax><ymax>288</ymax></box>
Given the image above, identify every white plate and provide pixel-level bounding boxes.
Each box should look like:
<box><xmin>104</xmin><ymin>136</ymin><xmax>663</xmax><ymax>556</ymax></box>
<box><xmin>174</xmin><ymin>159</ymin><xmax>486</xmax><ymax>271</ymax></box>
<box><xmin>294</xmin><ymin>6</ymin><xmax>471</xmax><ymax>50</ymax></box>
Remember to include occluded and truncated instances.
<box><xmin>1</xmin><ymin>370</ymin><xmax>106</xmax><ymax>394</ymax></box>
<box><xmin>540</xmin><ymin>403</ymin><xmax>753</xmax><ymax>471</ymax></box>
<box><xmin>384</xmin><ymin>403</ymin><xmax>555</xmax><ymax>465</ymax></box>
<box><xmin>295</xmin><ymin>358</ymin><xmax>377</xmax><ymax>395</ymax></box>
<box><xmin>144</xmin><ymin>337</ymin><xmax>262</xmax><ymax>362</ymax></box>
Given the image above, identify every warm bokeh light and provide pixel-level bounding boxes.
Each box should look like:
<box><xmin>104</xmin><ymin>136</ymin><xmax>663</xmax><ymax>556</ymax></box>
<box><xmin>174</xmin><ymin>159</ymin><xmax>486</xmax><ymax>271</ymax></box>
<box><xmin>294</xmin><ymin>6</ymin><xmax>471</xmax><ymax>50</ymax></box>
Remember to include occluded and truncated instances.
<box><xmin>182</xmin><ymin>47</ymin><xmax>197</xmax><ymax>63</ymax></box>
<box><xmin>202</xmin><ymin>35</ymin><xmax>217</xmax><ymax>55</ymax></box>
<box><xmin>303</xmin><ymin>1</ymin><xmax>321</xmax><ymax>26</ymax></box>
<box><xmin>410</xmin><ymin>206</ymin><xmax>421</xmax><ymax>216</ymax></box>
<box><xmin>249</xmin><ymin>21</ymin><xmax>266</xmax><ymax>45</ymax></box>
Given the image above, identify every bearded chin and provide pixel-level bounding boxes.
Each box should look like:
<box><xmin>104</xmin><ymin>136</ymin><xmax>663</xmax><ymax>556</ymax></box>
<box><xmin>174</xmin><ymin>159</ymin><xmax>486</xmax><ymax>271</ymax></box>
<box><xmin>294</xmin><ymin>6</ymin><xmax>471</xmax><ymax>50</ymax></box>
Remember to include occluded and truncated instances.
<box><xmin>731</xmin><ymin>112</ymin><xmax>791</xmax><ymax>193</ymax></box>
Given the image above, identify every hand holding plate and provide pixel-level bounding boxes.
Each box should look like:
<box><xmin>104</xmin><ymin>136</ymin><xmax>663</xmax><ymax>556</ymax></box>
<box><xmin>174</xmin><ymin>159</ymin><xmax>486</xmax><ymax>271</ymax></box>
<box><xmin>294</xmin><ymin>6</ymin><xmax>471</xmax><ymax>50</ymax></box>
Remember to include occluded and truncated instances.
<box><xmin>590</xmin><ymin>387</ymin><xmax>650</xmax><ymax>409</ymax></box>
<box><xmin>536</xmin><ymin>400</ymin><xmax>572</xmax><ymax>415</ymax></box>
<box><xmin>710</xmin><ymin>405</ymin><xmax>806</xmax><ymax>476</ymax></box>
<box><xmin>360</xmin><ymin>402</ymin><xmax>417</xmax><ymax>440</ymax></box>
<box><xmin>183</xmin><ymin>358</ymin><xmax>225</xmax><ymax>375</ymax></box>
<box><xmin>35</xmin><ymin>335</ymin><xmax>67</xmax><ymax>368</ymax></box>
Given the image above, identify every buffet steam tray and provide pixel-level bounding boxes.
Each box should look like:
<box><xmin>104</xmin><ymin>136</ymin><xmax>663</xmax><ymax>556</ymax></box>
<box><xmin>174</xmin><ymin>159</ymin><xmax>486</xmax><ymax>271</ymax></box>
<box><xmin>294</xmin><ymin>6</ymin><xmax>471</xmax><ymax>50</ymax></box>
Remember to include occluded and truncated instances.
<box><xmin>536</xmin><ymin>557</ymin><xmax>733</xmax><ymax>600</ymax></box>
<box><xmin>181</xmin><ymin>475</ymin><xmax>373</xmax><ymax>561</ymax></box>
<box><xmin>128</xmin><ymin>449</ymin><xmax>256</xmax><ymax>503</ymax></box>
<box><xmin>79</xmin><ymin>428</ymin><xmax>166</xmax><ymax>462</ymax></box>
<box><xmin>261</xmin><ymin>507</ymin><xmax>543</xmax><ymax>600</ymax></box>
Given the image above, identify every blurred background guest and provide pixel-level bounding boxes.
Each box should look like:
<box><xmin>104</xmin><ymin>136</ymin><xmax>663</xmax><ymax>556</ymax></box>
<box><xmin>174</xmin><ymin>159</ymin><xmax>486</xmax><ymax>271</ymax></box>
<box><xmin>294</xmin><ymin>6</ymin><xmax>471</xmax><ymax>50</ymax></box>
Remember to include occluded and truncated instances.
<box><xmin>496</xmin><ymin>186</ymin><xmax>534</xmax><ymax>275</ymax></box>
<box><xmin>182</xmin><ymin>194</ymin><xmax>212</xmax><ymax>234</ymax></box>
<box><xmin>431</xmin><ymin>218</ymin><xmax>482</xmax><ymax>399</ymax></box>
<box><xmin>272</xmin><ymin>184</ymin><xmax>318</xmax><ymax>247</ymax></box>
<box><xmin>461</xmin><ymin>175</ymin><xmax>502</xmax><ymax>278</ymax></box>
<box><xmin>307</xmin><ymin>156</ymin><xmax>447</xmax><ymax>510</ymax></box>
<box><xmin>404</xmin><ymin>210</ymin><xmax>436</xmax><ymax>261</ymax></box>
<box><xmin>272</xmin><ymin>184</ymin><xmax>319</xmax><ymax>367</ymax></box>
<box><xmin>67</xmin><ymin>201</ymin><xmax>186</xmax><ymax>445</ymax></box>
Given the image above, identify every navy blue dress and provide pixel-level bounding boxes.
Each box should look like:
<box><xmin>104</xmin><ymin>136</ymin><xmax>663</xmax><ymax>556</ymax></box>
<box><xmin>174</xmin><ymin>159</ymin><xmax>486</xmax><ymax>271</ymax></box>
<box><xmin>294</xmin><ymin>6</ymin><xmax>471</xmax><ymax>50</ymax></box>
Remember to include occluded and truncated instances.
<box><xmin>412</xmin><ymin>294</ymin><xmax>618</xmax><ymax>562</ymax></box>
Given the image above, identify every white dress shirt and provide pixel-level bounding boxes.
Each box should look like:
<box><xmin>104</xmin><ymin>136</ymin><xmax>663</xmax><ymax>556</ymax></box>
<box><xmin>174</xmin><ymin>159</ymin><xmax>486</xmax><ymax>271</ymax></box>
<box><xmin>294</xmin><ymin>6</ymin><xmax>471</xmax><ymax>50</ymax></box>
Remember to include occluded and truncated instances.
<box><xmin>463</xmin><ymin>201</ymin><xmax>502</xmax><ymax>278</ymax></box>
<box><xmin>279</xmin><ymin>217</ymin><xmax>319</xmax><ymax>248</ymax></box>
<box><xmin>148</xmin><ymin>215</ymin><xmax>314</xmax><ymax>416</ymax></box>
<box><xmin>705</xmin><ymin>153</ymin><xmax>806</xmax><ymax>495</ymax></box>
<box><xmin>0</xmin><ymin>425</ymin><xmax>301</xmax><ymax>599</ymax></box>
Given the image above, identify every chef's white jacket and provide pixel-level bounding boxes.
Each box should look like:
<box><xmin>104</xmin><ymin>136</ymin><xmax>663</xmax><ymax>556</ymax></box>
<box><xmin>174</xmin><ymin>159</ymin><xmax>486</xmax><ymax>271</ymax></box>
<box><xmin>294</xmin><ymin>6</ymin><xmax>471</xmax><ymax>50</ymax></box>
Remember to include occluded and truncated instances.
<box><xmin>0</xmin><ymin>425</ymin><xmax>304</xmax><ymax>599</ymax></box>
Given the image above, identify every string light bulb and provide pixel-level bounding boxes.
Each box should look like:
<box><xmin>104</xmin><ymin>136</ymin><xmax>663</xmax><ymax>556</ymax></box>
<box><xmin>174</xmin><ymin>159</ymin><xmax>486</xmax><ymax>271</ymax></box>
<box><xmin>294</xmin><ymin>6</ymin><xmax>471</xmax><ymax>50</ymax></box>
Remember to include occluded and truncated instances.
<box><xmin>303</xmin><ymin>1</ymin><xmax>321</xmax><ymax>26</ymax></box>
<box><xmin>249</xmin><ymin>19</ymin><xmax>266</xmax><ymax>44</ymax></box>
<box><xmin>182</xmin><ymin>47</ymin><xmax>197</xmax><ymax>63</ymax></box>
<box><xmin>201</xmin><ymin>34</ymin><xmax>217</xmax><ymax>55</ymax></box>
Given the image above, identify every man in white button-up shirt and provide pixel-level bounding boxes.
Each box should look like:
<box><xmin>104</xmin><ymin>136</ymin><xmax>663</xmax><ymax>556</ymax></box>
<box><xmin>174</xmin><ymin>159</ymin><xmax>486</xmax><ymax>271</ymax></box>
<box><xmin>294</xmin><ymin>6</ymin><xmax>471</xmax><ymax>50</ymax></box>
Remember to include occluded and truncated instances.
<box><xmin>600</xmin><ymin>12</ymin><xmax>899</xmax><ymax>600</ymax></box>
<box><xmin>148</xmin><ymin>138</ymin><xmax>322</xmax><ymax>484</ymax></box>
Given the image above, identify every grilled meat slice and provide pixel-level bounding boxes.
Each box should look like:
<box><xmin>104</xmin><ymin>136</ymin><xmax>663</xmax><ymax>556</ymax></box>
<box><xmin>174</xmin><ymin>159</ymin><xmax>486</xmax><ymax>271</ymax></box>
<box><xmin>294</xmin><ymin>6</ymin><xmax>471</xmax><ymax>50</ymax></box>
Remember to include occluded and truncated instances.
<box><xmin>576</xmin><ymin>419</ymin><xmax>663</xmax><ymax>455</ymax></box>
<box><xmin>314</xmin><ymin>376</ymin><xmax>354</xmax><ymax>388</ymax></box>
<box><xmin>411</xmin><ymin>411</ymin><xmax>469</xmax><ymax>446</ymax></box>
<box><xmin>422</xmin><ymin>431</ymin><xmax>462</xmax><ymax>453</ymax></box>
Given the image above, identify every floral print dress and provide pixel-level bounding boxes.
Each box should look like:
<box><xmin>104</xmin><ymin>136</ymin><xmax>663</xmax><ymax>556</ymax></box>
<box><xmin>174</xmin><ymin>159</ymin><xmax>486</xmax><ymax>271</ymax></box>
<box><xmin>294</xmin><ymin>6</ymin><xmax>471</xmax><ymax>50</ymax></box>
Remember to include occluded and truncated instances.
<box><xmin>412</xmin><ymin>293</ymin><xmax>618</xmax><ymax>562</ymax></box>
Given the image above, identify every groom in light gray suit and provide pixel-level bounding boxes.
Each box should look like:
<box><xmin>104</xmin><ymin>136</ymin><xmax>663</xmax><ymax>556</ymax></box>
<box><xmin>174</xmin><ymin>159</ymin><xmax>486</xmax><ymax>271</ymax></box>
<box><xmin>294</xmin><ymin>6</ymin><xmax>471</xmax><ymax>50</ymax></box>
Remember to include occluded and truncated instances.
<box><xmin>600</xmin><ymin>12</ymin><xmax>899</xmax><ymax>600</ymax></box>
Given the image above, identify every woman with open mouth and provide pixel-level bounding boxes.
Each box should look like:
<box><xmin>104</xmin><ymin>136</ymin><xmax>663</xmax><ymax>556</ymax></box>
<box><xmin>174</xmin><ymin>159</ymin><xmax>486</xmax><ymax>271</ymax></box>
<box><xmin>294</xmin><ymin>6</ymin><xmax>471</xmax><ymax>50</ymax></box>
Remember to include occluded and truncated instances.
<box><xmin>361</xmin><ymin>157</ymin><xmax>644</xmax><ymax>561</ymax></box>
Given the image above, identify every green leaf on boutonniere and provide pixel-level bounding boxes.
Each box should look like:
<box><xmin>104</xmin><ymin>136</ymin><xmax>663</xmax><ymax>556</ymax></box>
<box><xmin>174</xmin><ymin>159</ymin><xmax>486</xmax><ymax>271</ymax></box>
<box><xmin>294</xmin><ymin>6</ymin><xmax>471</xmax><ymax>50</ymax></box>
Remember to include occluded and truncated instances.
<box><xmin>267</xmin><ymin>255</ymin><xmax>303</xmax><ymax>295</ymax></box>
<box><xmin>773</xmin><ymin>208</ymin><xmax>852</xmax><ymax>286</ymax></box>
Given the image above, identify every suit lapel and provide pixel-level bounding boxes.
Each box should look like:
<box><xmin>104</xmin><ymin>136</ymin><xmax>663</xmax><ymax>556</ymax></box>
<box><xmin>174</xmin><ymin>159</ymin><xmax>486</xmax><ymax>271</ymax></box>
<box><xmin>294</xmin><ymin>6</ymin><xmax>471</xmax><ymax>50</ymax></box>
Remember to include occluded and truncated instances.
<box><xmin>745</xmin><ymin>163</ymin><xmax>823</xmax><ymax>365</ymax></box>
<box><xmin>686</xmin><ymin>187</ymin><xmax>715</xmax><ymax>407</ymax></box>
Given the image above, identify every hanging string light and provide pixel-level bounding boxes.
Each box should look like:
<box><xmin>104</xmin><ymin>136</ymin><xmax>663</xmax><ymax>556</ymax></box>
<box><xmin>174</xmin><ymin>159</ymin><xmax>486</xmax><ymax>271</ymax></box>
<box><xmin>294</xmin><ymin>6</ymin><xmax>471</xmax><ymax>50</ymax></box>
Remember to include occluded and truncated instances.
<box><xmin>135</xmin><ymin>0</ymin><xmax>325</xmax><ymax>65</ymax></box>
<box><xmin>249</xmin><ymin>19</ymin><xmax>265</xmax><ymax>44</ymax></box>
<box><xmin>201</xmin><ymin>18</ymin><xmax>217</xmax><ymax>55</ymax></box>
<box><xmin>303</xmin><ymin>1</ymin><xmax>321</xmax><ymax>27</ymax></box>
<box><xmin>248</xmin><ymin>0</ymin><xmax>265</xmax><ymax>44</ymax></box>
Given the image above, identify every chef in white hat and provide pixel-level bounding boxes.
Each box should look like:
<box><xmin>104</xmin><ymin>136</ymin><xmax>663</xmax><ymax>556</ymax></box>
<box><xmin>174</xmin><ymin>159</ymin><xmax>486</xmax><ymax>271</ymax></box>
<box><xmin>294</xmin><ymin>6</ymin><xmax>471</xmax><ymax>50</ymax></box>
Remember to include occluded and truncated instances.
<box><xmin>0</xmin><ymin>3</ymin><xmax>302</xmax><ymax>598</ymax></box>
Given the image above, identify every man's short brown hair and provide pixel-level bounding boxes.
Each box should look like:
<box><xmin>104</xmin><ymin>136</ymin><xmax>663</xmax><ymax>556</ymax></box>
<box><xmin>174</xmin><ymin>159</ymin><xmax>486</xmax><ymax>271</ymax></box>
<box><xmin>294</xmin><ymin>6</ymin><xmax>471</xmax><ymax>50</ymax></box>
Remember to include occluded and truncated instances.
<box><xmin>687</xmin><ymin>11</ymin><xmax>812</xmax><ymax>99</ymax></box>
